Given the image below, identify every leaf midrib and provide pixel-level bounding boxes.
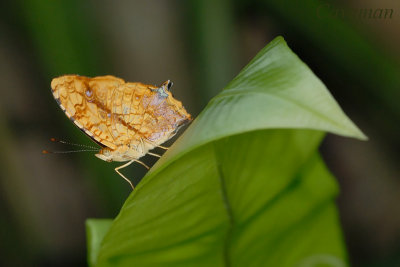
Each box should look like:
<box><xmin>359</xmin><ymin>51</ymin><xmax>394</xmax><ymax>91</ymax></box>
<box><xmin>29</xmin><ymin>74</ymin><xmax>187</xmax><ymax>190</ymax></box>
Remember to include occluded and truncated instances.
<box><xmin>215</xmin><ymin>151</ymin><xmax>233</xmax><ymax>267</ymax></box>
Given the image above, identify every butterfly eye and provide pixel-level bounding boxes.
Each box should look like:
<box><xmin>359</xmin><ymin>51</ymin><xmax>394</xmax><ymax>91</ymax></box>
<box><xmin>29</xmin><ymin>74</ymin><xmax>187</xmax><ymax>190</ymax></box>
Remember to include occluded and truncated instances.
<box><xmin>167</xmin><ymin>81</ymin><xmax>173</xmax><ymax>91</ymax></box>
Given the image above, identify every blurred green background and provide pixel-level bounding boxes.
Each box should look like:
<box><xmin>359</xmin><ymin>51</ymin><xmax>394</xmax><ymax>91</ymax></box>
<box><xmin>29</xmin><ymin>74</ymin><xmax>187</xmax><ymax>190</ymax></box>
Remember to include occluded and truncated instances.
<box><xmin>0</xmin><ymin>0</ymin><xmax>399</xmax><ymax>266</ymax></box>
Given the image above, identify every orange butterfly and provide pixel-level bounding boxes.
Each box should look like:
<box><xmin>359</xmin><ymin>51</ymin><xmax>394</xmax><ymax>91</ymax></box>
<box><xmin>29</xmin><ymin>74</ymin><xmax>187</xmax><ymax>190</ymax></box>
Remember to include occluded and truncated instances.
<box><xmin>50</xmin><ymin>75</ymin><xmax>191</xmax><ymax>189</ymax></box>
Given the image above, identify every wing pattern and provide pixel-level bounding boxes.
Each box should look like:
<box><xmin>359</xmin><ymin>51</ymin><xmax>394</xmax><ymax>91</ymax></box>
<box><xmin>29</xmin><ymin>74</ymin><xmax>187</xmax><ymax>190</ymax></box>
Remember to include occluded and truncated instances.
<box><xmin>50</xmin><ymin>75</ymin><xmax>191</xmax><ymax>156</ymax></box>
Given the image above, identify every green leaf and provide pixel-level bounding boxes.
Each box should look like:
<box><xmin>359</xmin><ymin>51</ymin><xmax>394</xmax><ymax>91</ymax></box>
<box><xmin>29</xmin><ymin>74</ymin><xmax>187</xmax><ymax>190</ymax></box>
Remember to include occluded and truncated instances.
<box><xmin>94</xmin><ymin>36</ymin><xmax>364</xmax><ymax>266</ymax></box>
<box><xmin>86</xmin><ymin>219</ymin><xmax>113</xmax><ymax>267</ymax></box>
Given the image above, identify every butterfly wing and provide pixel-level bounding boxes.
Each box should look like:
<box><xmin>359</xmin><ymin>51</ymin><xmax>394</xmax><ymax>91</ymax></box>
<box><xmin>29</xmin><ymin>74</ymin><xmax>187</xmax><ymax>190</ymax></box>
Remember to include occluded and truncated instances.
<box><xmin>51</xmin><ymin>75</ymin><xmax>191</xmax><ymax>155</ymax></box>
<box><xmin>51</xmin><ymin>75</ymin><xmax>128</xmax><ymax>150</ymax></box>
<box><xmin>137</xmin><ymin>84</ymin><xmax>192</xmax><ymax>147</ymax></box>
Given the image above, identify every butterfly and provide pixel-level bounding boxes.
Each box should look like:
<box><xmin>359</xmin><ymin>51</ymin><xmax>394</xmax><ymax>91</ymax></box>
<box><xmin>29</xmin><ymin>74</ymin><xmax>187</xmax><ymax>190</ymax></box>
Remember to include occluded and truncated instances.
<box><xmin>50</xmin><ymin>75</ymin><xmax>192</xmax><ymax>189</ymax></box>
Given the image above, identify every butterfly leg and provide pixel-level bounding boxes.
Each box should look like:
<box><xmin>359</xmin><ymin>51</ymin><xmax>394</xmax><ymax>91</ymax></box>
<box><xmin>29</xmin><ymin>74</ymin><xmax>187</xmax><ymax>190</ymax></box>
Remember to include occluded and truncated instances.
<box><xmin>115</xmin><ymin>160</ymin><xmax>135</xmax><ymax>190</ymax></box>
<box><xmin>157</xmin><ymin>145</ymin><xmax>169</xmax><ymax>150</ymax></box>
<box><xmin>114</xmin><ymin>160</ymin><xmax>150</xmax><ymax>190</ymax></box>
<box><xmin>135</xmin><ymin>160</ymin><xmax>150</xmax><ymax>170</ymax></box>
<box><xmin>148</xmin><ymin>152</ymin><xmax>161</xmax><ymax>158</ymax></box>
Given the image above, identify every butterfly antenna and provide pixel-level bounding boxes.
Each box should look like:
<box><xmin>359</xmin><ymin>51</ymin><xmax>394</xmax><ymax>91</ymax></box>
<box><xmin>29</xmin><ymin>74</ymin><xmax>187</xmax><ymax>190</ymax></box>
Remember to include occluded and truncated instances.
<box><xmin>50</xmin><ymin>137</ymin><xmax>99</xmax><ymax>150</ymax></box>
<box><xmin>42</xmin><ymin>148</ymin><xmax>98</xmax><ymax>154</ymax></box>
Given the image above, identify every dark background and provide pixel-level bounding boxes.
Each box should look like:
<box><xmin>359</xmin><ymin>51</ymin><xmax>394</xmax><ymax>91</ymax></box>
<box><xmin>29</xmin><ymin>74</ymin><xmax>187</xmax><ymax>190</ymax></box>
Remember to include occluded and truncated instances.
<box><xmin>0</xmin><ymin>0</ymin><xmax>399</xmax><ymax>266</ymax></box>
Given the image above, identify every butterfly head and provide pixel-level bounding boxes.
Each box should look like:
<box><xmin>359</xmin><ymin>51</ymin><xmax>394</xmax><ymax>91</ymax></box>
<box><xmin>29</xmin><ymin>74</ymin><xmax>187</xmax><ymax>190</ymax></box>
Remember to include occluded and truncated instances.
<box><xmin>152</xmin><ymin>80</ymin><xmax>172</xmax><ymax>98</ymax></box>
<box><xmin>154</xmin><ymin>80</ymin><xmax>192</xmax><ymax>120</ymax></box>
